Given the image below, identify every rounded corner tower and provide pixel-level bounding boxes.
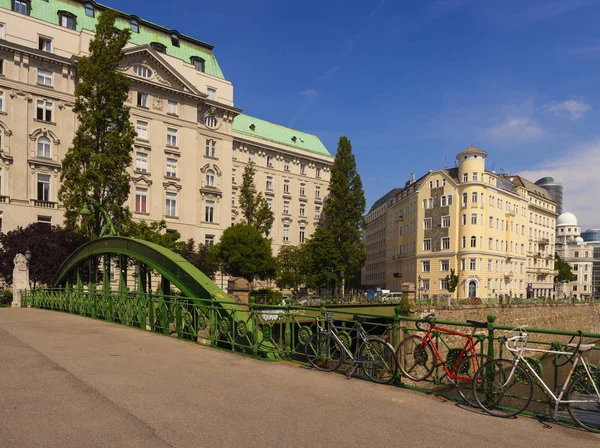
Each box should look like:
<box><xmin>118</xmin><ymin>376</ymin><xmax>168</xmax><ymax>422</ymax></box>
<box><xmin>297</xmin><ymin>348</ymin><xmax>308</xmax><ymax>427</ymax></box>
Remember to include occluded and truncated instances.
<box><xmin>534</xmin><ymin>176</ymin><xmax>563</xmax><ymax>215</ymax></box>
<box><xmin>456</xmin><ymin>146</ymin><xmax>488</xmax><ymax>180</ymax></box>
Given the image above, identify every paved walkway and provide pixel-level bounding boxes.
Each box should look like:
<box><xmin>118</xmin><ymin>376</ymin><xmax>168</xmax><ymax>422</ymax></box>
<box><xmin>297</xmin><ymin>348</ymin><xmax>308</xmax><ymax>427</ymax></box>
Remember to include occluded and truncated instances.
<box><xmin>0</xmin><ymin>309</ymin><xmax>598</xmax><ymax>448</ymax></box>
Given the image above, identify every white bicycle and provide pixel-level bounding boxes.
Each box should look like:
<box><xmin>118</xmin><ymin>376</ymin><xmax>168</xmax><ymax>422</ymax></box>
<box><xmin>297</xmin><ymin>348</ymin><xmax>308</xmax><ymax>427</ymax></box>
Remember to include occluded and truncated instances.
<box><xmin>472</xmin><ymin>328</ymin><xmax>600</xmax><ymax>433</ymax></box>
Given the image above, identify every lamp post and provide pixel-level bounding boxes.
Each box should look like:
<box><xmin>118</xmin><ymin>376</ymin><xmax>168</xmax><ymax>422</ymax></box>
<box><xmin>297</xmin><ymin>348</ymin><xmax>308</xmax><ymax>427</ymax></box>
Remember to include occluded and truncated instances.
<box><xmin>25</xmin><ymin>249</ymin><xmax>32</xmax><ymax>262</ymax></box>
<box><xmin>418</xmin><ymin>275</ymin><xmax>422</xmax><ymax>301</ymax></box>
<box><xmin>80</xmin><ymin>196</ymin><xmax>117</xmax><ymax>237</ymax></box>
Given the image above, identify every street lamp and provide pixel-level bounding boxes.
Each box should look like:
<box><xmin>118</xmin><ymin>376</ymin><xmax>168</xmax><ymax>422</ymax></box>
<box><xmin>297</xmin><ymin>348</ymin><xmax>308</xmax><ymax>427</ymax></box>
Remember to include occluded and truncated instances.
<box><xmin>25</xmin><ymin>249</ymin><xmax>32</xmax><ymax>262</ymax></box>
<box><xmin>418</xmin><ymin>275</ymin><xmax>422</xmax><ymax>301</ymax></box>
<box><xmin>80</xmin><ymin>196</ymin><xmax>117</xmax><ymax>237</ymax></box>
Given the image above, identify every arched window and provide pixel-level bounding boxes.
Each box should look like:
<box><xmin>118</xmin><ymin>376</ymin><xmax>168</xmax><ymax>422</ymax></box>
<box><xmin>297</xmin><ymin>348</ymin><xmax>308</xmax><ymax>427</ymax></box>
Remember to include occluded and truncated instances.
<box><xmin>37</xmin><ymin>136</ymin><xmax>51</xmax><ymax>158</ymax></box>
<box><xmin>206</xmin><ymin>169</ymin><xmax>215</xmax><ymax>187</ymax></box>
<box><xmin>447</xmin><ymin>194</ymin><xmax>452</xmax><ymax>205</ymax></box>
<box><xmin>470</xmin><ymin>236</ymin><xmax>476</xmax><ymax>248</ymax></box>
<box><xmin>133</xmin><ymin>65</ymin><xmax>152</xmax><ymax>78</ymax></box>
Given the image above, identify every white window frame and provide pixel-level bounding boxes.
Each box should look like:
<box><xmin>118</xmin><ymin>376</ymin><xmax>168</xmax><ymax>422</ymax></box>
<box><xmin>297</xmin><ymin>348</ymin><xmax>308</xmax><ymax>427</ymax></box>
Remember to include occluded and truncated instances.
<box><xmin>422</xmin><ymin>260</ymin><xmax>431</xmax><ymax>272</ymax></box>
<box><xmin>266</xmin><ymin>176</ymin><xmax>273</xmax><ymax>190</ymax></box>
<box><xmin>135</xmin><ymin>187</ymin><xmax>148</xmax><ymax>213</ymax></box>
<box><xmin>441</xmin><ymin>237</ymin><xmax>450</xmax><ymax>250</ymax></box>
<box><xmin>37</xmin><ymin>69</ymin><xmax>53</xmax><ymax>86</ymax></box>
<box><xmin>39</xmin><ymin>36</ymin><xmax>52</xmax><ymax>52</ymax></box>
<box><xmin>135</xmin><ymin>152</ymin><xmax>148</xmax><ymax>172</ymax></box>
<box><xmin>423</xmin><ymin>218</ymin><xmax>432</xmax><ymax>230</ymax></box>
<box><xmin>166</xmin><ymin>127</ymin><xmax>178</xmax><ymax>147</ymax></box>
<box><xmin>283</xmin><ymin>201</ymin><xmax>290</xmax><ymax>215</ymax></box>
<box><xmin>205</xmin><ymin>200</ymin><xmax>215</xmax><ymax>222</ymax></box>
<box><xmin>299</xmin><ymin>203</ymin><xmax>305</xmax><ymax>217</ymax></box>
<box><xmin>36</xmin><ymin>99</ymin><xmax>53</xmax><ymax>122</ymax></box>
<box><xmin>136</xmin><ymin>120</ymin><xmax>148</xmax><ymax>139</ymax></box>
<box><xmin>167</xmin><ymin>100</ymin><xmax>178</xmax><ymax>115</ymax></box>
<box><xmin>37</xmin><ymin>136</ymin><xmax>51</xmax><ymax>158</ymax></box>
<box><xmin>205</xmin><ymin>139</ymin><xmax>217</xmax><ymax>158</ymax></box>
<box><xmin>165</xmin><ymin>192</ymin><xmax>177</xmax><ymax>217</ymax></box>
<box><xmin>166</xmin><ymin>158</ymin><xmax>177</xmax><ymax>178</ymax></box>
<box><xmin>206</xmin><ymin>169</ymin><xmax>215</xmax><ymax>187</ymax></box>
<box><xmin>423</xmin><ymin>239</ymin><xmax>431</xmax><ymax>251</ymax></box>
<box><xmin>299</xmin><ymin>227</ymin><xmax>305</xmax><ymax>243</ymax></box>
<box><xmin>440</xmin><ymin>260</ymin><xmax>449</xmax><ymax>272</ymax></box>
<box><xmin>37</xmin><ymin>173</ymin><xmax>51</xmax><ymax>202</ymax></box>
<box><xmin>207</xmin><ymin>88</ymin><xmax>216</xmax><ymax>101</ymax></box>
<box><xmin>283</xmin><ymin>224</ymin><xmax>290</xmax><ymax>242</ymax></box>
<box><xmin>441</xmin><ymin>215</ymin><xmax>450</xmax><ymax>228</ymax></box>
<box><xmin>137</xmin><ymin>92</ymin><xmax>148</xmax><ymax>108</ymax></box>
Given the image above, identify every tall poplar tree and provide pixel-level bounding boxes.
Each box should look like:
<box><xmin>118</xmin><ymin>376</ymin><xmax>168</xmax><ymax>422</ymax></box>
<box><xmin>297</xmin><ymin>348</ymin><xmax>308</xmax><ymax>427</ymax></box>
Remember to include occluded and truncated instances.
<box><xmin>238</xmin><ymin>163</ymin><xmax>274</xmax><ymax>236</ymax></box>
<box><xmin>321</xmin><ymin>137</ymin><xmax>366</xmax><ymax>292</ymax></box>
<box><xmin>59</xmin><ymin>10</ymin><xmax>136</xmax><ymax>237</ymax></box>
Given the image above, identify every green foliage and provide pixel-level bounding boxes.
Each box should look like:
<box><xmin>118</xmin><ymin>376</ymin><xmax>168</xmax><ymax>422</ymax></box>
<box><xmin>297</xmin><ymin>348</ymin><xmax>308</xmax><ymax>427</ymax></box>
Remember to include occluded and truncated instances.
<box><xmin>1</xmin><ymin>289</ymin><xmax>13</xmax><ymax>307</ymax></box>
<box><xmin>445</xmin><ymin>268</ymin><xmax>459</xmax><ymax>293</ymax></box>
<box><xmin>238</xmin><ymin>163</ymin><xmax>274</xmax><ymax>236</ymax></box>
<box><xmin>218</xmin><ymin>224</ymin><xmax>276</xmax><ymax>282</ymax></box>
<box><xmin>253</xmin><ymin>288</ymin><xmax>284</xmax><ymax>305</ymax></box>
<box><xmin>554</xmin><ymin>254</ymin><xmax>576</xmax><ymax>284</ymax></box>
<box><xmin>0</xmin><ymin>223</ymin><xmax>87</xmax><ymax>286</ymax></box>
<box><xmin>275</xmin><ymin>244</ymin><xmax>311</xmax><ymax>291</ymax></box>
<box><xmin>398</xmin><ymin>294</ymin><xmax>412</xmax><ymax>316</ymax></box>
<box><xmin>305</xmin><ymin>227</ymin><xmax>343</xmax><ymax>290</ymax></box>
<box><xmin>176</xmin><ymin>239</ymin><xmax>220</xmax><ymax>280</ymax></box>
<box><xmin>319</xmin><ymin>137</ymin><xmax>366</xmax><ymax>287</ymax></box>
<box><xmin>59</xmin><ymin>10</ymin><xmax>136</xmax><ymax>237</ymax></box>
<box><xmin>121</xmin><ymin>220</ymin><xmax>184</xmax><ymax>252</ymax></box>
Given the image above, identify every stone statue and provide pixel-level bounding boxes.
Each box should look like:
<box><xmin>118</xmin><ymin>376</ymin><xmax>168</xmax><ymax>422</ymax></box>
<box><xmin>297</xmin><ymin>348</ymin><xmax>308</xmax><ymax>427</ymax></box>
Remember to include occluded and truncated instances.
<box><xmin>12</xmin><ymin>253</ymin><xmax>30</xmax><ymax>308</ymax></box>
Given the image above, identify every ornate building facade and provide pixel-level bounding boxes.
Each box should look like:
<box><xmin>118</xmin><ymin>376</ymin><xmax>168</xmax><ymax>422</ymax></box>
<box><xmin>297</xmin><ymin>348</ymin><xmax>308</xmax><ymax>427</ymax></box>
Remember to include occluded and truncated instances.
<box><xmin>0</xmin><ymin>0</ymin><xmax>333</xmax><ymax>253</ymax></box>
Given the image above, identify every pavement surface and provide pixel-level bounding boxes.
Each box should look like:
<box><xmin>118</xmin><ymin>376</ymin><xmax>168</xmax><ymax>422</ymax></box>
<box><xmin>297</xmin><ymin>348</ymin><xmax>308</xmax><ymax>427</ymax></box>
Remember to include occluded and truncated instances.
<box><xmin>0</xmin><ymin>308</ymin><xmax>599</xmax><ymax>448</ymax></box>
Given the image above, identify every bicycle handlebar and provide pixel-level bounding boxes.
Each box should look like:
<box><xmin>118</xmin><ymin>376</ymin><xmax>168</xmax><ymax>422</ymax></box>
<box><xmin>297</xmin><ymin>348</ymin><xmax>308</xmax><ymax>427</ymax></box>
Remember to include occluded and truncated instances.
<box><xmin>415</xmin><ymin>313</ymin><xmax>436</xmax><ymax>331</ymax></box>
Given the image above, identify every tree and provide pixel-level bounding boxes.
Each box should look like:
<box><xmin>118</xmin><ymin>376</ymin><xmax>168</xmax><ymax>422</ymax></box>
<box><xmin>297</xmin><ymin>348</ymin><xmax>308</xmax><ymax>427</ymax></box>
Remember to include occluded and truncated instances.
<box><xmin>444</xmin><ymin>269</ymin><xmax>460</xmax><ymax>298</ymax></box>
<box><xmin>59</xmin><ymin>10</ymin><xmax>136</xmax><ymax>237</ymax></box>
<box><xmin>319</xmin><ymin>137</ymin><xmax>366</xmax><ymax>294</ymax></box>
<box><xmin>555</xmin><ymin>254</ymin><xmax>576</xmax><ymax>284</ymax></box>
<box><xmin>177</xmin><ymin>239</ymin><xmax>220</xmax><ymax>280</ymax></box>
<box><xmin>305</xmin><ymin>227</ymin><xmax>343</xmax><ymax>291</ymax></box>
<box><xmin>121</xmin><ymin>219</ymin><xmax>184</xmax><ymax>252</ymax></box>
<box><xmin>0</xmin><ymin>224</ymin><xmax>87</xmax><ymax>286</ymax></box>
<box><xmin>275</xmin><ymin>244</ymin><xmax>311</xmax><ymax>292</ymax></box>
<box><xmin>238</xmin><ymin>163</ymin><xmax>274</xmax><ymax>236</ymax></box>
<box><xmin>217</xmin><ymin>224</ymin><xmax>276</xmax><ymax>282</ymax></box>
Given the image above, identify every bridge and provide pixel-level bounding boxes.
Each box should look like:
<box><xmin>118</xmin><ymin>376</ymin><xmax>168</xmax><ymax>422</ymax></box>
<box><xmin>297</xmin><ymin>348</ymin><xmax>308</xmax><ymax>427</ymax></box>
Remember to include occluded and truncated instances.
<box><xmin>1</xmin><ymin>308</ymin><xmax>598</xmax><ymax>447</ymax></box>
<box><xmin>5</xmin><ymin>236</ymin><xmax>600</xmax><ymax>445</ymax></box>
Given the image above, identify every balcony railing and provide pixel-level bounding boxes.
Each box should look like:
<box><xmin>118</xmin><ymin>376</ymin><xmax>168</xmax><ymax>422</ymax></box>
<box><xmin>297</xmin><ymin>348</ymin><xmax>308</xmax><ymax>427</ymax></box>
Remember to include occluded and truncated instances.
<box><xmin>506</xmin><ymin>210</ymin><xmax>516</xmax><ymax>217</ymax></box>
<box><xmin>31</xmin><ymin>200</ymin><xmax>57</xmax><ymax>209</ymax></box>
<box><xmin>538</xmin><ymin>238</ymin><xmax>550</xmax><ymax>246</ymax></box>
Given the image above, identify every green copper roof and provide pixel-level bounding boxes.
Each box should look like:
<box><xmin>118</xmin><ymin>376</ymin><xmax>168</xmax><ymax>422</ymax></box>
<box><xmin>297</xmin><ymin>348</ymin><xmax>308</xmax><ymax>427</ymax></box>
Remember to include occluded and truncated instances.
<box><xmin>0</xmin><ymin>0</ymin><xmax>224</xmax><ymax>79</ymax></box>
<box><xmin>233</xmin><ymin>114</ymin><xmax>332</xmax><ymax>158</ymax></box>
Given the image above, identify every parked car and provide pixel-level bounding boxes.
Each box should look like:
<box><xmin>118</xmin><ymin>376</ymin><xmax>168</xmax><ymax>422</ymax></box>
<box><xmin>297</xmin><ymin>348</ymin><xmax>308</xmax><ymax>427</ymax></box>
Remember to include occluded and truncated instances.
<box><xmin>380</xmin><ymin>292</ymin><xmax>403</xmax><ymax>303</ymax></box>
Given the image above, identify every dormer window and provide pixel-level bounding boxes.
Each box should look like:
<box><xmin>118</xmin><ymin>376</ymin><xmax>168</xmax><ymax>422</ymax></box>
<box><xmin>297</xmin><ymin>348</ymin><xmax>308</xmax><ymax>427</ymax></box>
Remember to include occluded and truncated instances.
<box><xmin>171</xmin><ymin>34</ymin><xmax>180</xmax><ymax>47</ymax></box>
<box><xmin>133</xmin><ymin>65</ymin><xmax>152</xmax><ymax>78</ymax></box>
<box><xmin>190</xmin><ymin>56</ymin><xmax>205</xmax><ymax>72</ymax></box>
<box><xmin>58</xmin><ymin>11</ymin><xmax>77</xmax><ymax>30</ymax></box>
<box><xmin>12</xmin><ymin>0</ymin><xmax>29</xmax><ymax>15</ymax></box>
<box><xmin>150</xmin><ymin>42</ymin><xmax>166</xmax><ymax>53</ymax></box>
<box><xmin>130</xmin><ymin>20</ymin><xmax>139</xmax><ymax>33</ymax></box>
<box><xmin>84</xmin><ymin>3</ymin><xmax>95</xmax><ymax>18</ymax></box>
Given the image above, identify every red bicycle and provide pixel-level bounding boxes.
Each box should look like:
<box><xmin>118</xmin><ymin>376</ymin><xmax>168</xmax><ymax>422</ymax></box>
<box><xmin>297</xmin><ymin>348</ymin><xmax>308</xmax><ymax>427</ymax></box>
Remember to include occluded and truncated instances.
<box><xmin>396</xmin><ymin>313</ymin><xmax>490</xmax><ymax>405</ymax></box>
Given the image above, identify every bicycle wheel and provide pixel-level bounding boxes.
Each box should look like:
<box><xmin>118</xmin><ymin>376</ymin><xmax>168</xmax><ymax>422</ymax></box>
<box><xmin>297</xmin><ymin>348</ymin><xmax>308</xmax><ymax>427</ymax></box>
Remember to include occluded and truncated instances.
<box><xmin>305</xmin><ymin>332</ymin><xmax>343</xmax><ymax>372</ymax></box>
<box><xmin>566</xmin><ymin>369</ymin><xmax>600</xmax><ymax>433</ymax></box>
<box><xmin>396</xmin><ymin>335</ymin><xmax>435</xmax><ymax>381</ymax></box>
<box><xmin>453</xmin><ymin>353</ymin><xmax>491</xmax><ymax>407</ymax></box>
<box><xmin>472</xmin><ymin>359</ymin><xmax>533</xmax><ymax>418</ymax></box>
<box><xmin>359</xmin><ymin>338</ymin><xmax>398</xmax><ymax>384</ymax></box>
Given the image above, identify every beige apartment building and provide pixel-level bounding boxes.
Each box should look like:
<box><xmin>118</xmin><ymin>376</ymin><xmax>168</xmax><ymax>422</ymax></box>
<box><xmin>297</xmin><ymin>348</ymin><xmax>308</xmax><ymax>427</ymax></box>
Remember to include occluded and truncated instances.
<box><xmin>0</xmin><ymin>0</ymin><xmax>333</xmax><ymax>253</ymax></box>
<box><xmin>363</xmin><ymin>146</ymin><xmax>558</xmax><ymax>299</ymax></box>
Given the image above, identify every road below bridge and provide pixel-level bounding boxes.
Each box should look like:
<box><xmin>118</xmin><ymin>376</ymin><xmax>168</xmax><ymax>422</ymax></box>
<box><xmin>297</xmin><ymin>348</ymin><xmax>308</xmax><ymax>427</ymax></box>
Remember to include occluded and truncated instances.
<box><xmin>0</xmin><ymin>309</ymin><xmax>598</xmax><ymax>448</ymax></box>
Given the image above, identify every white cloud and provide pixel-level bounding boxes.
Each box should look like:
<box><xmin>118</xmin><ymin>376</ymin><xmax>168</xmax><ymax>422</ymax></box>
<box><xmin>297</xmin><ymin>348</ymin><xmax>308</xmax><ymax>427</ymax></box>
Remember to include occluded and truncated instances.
<box><xmin>299</xmin><ymin>89</ymin><xmax>319</xmax><ymax>98</ymax></box>
<box><xmin>519</xmin><ymin>140</ymin><xmax>600</xmax><ymax>228</ymax></box>
<box><xmin>542</xmin><ymin>99</ymin><xmax>592</xmax><ymax>120</ymax></box>
<box><xmin>487</xmin><ymin>118</ymin><xmax>543</xmax><ymax>140</ymax></box>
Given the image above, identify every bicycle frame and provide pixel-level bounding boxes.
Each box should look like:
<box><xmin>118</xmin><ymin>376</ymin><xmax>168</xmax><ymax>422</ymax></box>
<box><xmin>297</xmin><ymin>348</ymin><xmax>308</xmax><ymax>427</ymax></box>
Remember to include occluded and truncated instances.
<box><xmin>418</xmin><ymin>324</ymin><xmax>482</xmax><ymax>382</ymax></box>
<box><xmin>503</xmin><ymin>334</ymin><xmax>600</xmax><ymax>419</ymax></box>
<box><xmin>315</xmin><ymin>316</ymin><xmax>369</xmax><ymax>362</ymax></box>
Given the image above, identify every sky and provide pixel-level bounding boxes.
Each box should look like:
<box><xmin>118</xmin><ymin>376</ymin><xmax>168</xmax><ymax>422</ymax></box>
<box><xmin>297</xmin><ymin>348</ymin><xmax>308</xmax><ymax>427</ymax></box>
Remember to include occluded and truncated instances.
<box><xmin>105</xmin><ymin>0</ymin><xmax>600</xmax><ymax>229</ymax></box>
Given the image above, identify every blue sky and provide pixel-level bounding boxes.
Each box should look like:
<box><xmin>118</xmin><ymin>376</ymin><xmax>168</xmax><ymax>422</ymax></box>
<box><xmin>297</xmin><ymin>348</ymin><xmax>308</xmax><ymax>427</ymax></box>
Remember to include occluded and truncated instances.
<box><xmin>106</xmin><ymin>0</ymin><xmax>600</xmax><ymax>229</ymax></box>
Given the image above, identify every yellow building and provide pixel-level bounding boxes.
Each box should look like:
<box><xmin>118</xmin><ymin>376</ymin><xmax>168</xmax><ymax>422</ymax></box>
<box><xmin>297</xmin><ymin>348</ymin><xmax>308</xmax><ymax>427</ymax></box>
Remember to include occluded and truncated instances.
<box><xmin>365</xmin><ymin>146</ymin><xmax>558</xmax><ymax>299</ymax></box>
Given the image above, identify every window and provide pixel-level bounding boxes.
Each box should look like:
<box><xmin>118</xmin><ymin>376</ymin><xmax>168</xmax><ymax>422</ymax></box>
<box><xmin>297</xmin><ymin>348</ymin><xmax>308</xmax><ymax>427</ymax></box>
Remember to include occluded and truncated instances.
<box><xmin>473</xmin><ymin>172</ymin><xmax>478</xmax><ymax>181</ymax></box>
<box><xmin>472</xmin><ymin>192</ymin><xmax>478</xmax><ymax>203</ymax></box>
<box><xmin>429</xmin><ymin>181</ymin><xmax>433</xmax><ymax>189</ymax></box>
<box><xmin>266</xmin><ymin>198</ymin><xmax>272</xmax><ymax>210</ymax></box>
<box><xmin>36</xmin><ymin>100</ymin><xmax>53</xmax><ymax>122</ymax></box>
<box><xmin>463</xmin><ymin>173</ymin><xmax>468</xmax><ymax>182</ymax></box>
<box><xmin>447</xmin><ymin>195</ymin><xmax>452</xmax><ymax>205</ymax></box>
<box><xmin>299</xmin><ymin>227</ymin><xmax>306</xmax><ymax>243</ymax></box>
<box><xmin>300</xmin><ymin>164</ymin><xmax>306</xmax><ymax>175</ymax></box>
<box><xmin>13</xmin><ymin>0</ymin><xmax>29</xmax><ymax>15</ymax></box>
<box><xmin>203</xmin><ymin>115</ymin><xmax>218</xmax><ymax>128</ymax></box>
<box><xmin>84</xmin><ymin>3</ymin><xmax>94</xmax><ymax>17</ymax></box>
<box><xmin>59</xmin><ymin>13</ymin><xmax>76</xmax><ymax>30</ymax></box>
<box><xmin>315</xmin><ymin>186</ymin><xmax>321</xmax><ymax>199</ymax></box>
<box><xmin>204</xmin><ymin>200</ymin><xmax>215</xmax><ymax>222</ymax></box>
<box><xmin>422</xmin><ymin>261</ymin><xmax>431</xmax><ymax>272</ymax></box>
<box><xmin>423</xmin><ymin>218</ymin><xmax>432</xmax><ymax>229</ymax></box>
<box><xmin>574</xmin><ymin>251</ymin><xmax>579</xmax><ymax>258</ymax></box>
<box><xmin>462</xmin><ymin>214</ymin><xmax>467</xmax><ymax>225</ymax></box>
<box><xmin>205</xmin><ymin>235</ymin><xmax>215</xmax><ymax>246</ymax></box>
<box><xmin>488</xmin><ymin>259</ymin><xmax>492</xmax><ymax>271</ymax></box>
<box><xmin>0</xmin><ymin>23</ymin><xmax>3</xmax><ymax>40</ymax></box>
<box><xmin>150</xmin><ymin>42</ymin><xmax>166</xmax><ymax>53</ymax></box>
<box><xmin>283</xmin><ymin>224</ymin><xmax>290</xmax><ymax>242</ymax></box>
<box><xmin>462</xmin><ymin>193</ymin><xmax>467</xmax><ymax>207</ymax></box>
<box><xmin>316</xmin><ymin>167</ymin><xmax>321</xmax><ymax>178</ymax></box>
<box><xmin>39</xmin><ymin>37</ymin><xmax>52</xmax><ymax>52</ymax></box>
<box><xmin>488</xmin><ymin>238</ymin><xmax>493</xmax><ymax>250</ymax></box>
<box><xmin>171</xmin><ymin>34</ymin><xmax>180</xmax><ymax>47</ymax></box>
<box><xmin>440</xmin><ymin>278</ymin><xmax>449</xmax><ymax>290</ymax></box>
<box><xmin>283</xmin><ymin>201</ymin><xmax>290</xmax><ymax>215</ymax></box>
<box><xmin>133</xmin><ymin>152</ymin><xmax>147</xmax><ymax>172</ymax></box>
<box><xmin>38</xmin><ymin>216</ymin><xmax>52</xmax><ymax>226</ymax></box>
<box><xmin>135</xmin><ymin>187</ymin><xmax>147</xmax><ymax>213</ymax></box>
<box><xmin>470</xmin><ymin>236</ymin><xmax>476</xmax><ymax>248</ymax></box>
<box><xmin>489</xmin><ymin>217</ymin><xmax>493</xmax><ymax>228</ymax></box>
<box><xmin>137</xmin><ymin>92</ymin><xmax>148</xmax><ymax>108</ymax></box>
<box><xmin>422</xmin><ymin>279</ymin><xmax>430</xmax><ymax>291</ymax></box>
<box><xmin>37</xmin><ymin>69</ymin><xmax>52</xmax><ymax>86</ymax></box>
<box><xmin>462</xmin><ymin>236</ymin><xmax>466</xmax><ymax>248</ymax></box>
<box><xmin>166</xmin><ymin>158</ymin><xmax>177</xmax><ymax>178</ymax></box>
<box><xmin>423</xmin><ymin>239</ymin><xmax>431</xmax><ymax>251</ymax></box>
<box><xmin>207</xmin><ymin>88</ymin><xmax>216</xmax><ymax>101</ymax></box>
<box><xmin>470</xmin><ymin>258</ymin><xmax>476</xmax><ymax>270</ymax></box>
<box><xmin>299</xmin><ymin>183</ymin><xmax>305</xmax><ymax>196</ymax></box>
<box><xmin>283</xmin><ymin>180</ymin><xmax>290</xmax><ymax>193</ymax></box>
<box><xmin>166</xmin><ymin>128</ymin><xmax>178</xmax><ymax>147</ymax></box>
<box><xmin>205</xmin><ymin>139</ymin><xmax>216</xmax><ymax>157</ymax></box>
<box><xmin>266</xmin><ymin>176</ymin><xmax>273</xmax><ymax>190</ymax></box>
<box><xmin>191</xmin><ymin>57</ymin><xmax>205</xmax><ymax>72</ymax></box>
<box><xmin>0</xmin><ymin>61</ymin><xmax>2</xmax><ymax>76</ymax></box>
<box><xmin>130</xmin><ymin>20</ymin><xmax>139</xmax><ymax>33</ymax></box>
<box><xmin>165</xmin><ymin>192</ymin><xmax>177</xmax><ymax>217</ymax></box>
<box><xmin>167</xmin><ymin>100</ymin><xmax>178</xmax><ymax>115</ymax></box>
<box><xmin>37</xmin><ymin>174</ymin><xmax>50</xmax><ymax>201</ymax></box>
<box><xmin>205</xmin><ymin>169</ymin><xmax>215</xmax><ymax>187</ymax></box>
<box><xmin>136</xmin><ymin>120</ymin><xmax>148</xmax><ymax>139</ymax></box>
<box><xmin>231</xmin><ymin>168</ymin><xmax>236</xmax><ymax>184</ymax></box>
<box><xmin>37</xmin><ymin>136</ymin><xmax>51</xmax><ymax>158</ymax></box>
<box><xmin>441</xmin><ymin>237</ymin><xmax>450</xmax><ymax>250</ymax></box>
<box><xmin>460</xmin><ymin>259</ymin><xmax>466</xmax><ymax>271</ymax></box>
<box><xmin>471</xmin><ymin>213</ymin><xmax>477</xmax><ymax>225</ymax></box>
<box><xmin>315</xmin><ymin>206</ymin><xmax>321</xmax><ymax>219</ymax></box>
<box><xmin>232</xmin><ymin>147</ymin><xmax>237</xmax><ymax>159</ymax></box>
<box><xmin>440</xmin><ymin>260</ymin><xmax>449</xmax><ymax>271</ymax></box>
<box><xmin>573</xmin><ymin>264</ymin><xmax>579</xmax><ymax>271</ymax></box>
<box><xmin>231</xmin><ymin>192</ymin><xmax>236</xmax><ymax>206</ymax></box>
<box><xmin>284</xmin><ymin>160</ymin><xmax>290</xmax><ymax>171</ymax></box>
<box><xmin>299</xmin><ymin>203</ymin><xmax>306</xmax><ymax>217</ymax></box>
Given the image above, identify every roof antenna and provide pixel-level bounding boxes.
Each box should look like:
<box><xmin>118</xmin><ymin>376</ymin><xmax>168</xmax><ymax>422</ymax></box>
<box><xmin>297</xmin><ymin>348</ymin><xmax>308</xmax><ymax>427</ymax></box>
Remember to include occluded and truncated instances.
<box><xmin>444</xmin><ymin>156</ymin><xmax>447</xmax><ymax>169</ymax></box>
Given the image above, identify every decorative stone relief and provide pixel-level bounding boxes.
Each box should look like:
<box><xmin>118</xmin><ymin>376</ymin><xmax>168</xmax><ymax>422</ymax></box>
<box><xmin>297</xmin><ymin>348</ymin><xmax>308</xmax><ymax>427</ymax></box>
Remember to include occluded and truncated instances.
<box><xmin>152</xmin><ymin>96</ymin><xmax>164</xmax><ymax>111</ymax></box>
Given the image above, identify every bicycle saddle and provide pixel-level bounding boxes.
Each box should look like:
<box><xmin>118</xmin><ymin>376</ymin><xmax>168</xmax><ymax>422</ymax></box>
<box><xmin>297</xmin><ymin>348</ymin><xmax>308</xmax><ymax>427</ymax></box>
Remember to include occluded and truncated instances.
<box><xmin>567</xmin><ymin>343</ymin><xmax>595</xmax><ymax>352</ymax></box>
<box><xmin>466</xmin><ymin>320</ymin><xmax>487</xmax><ymax>328</ymax></box>
<box><xmin>353</xmin><ymin>315</ymin><xmax>367</xmax><ymax>323</ymax></box>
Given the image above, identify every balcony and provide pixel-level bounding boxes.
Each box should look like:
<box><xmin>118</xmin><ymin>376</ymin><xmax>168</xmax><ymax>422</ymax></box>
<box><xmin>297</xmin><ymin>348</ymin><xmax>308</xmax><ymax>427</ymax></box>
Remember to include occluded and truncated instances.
<box><xmin>506</xmin><ymin>210</ymin><xmax>516</xmax><ymax>217</ymax></box>
<box><xmin>538</xmin><ymin>238</ymin><xmax>550</xmax><ymax>246</ymax></box>
<box><xmin>0</xmin><ymin>195</ymin><xmax>10</xmax><ymax>203</ymax></box>
<box><xmin>394</xmin><ymin>214</ymin><xmax>404</xmax><ymax>222</ymax></box>
<box><xmin>31</xmin><ymin>199</ymin><xmax>57</xmax><ymax>209</ymax></box>
<box><xmin>504</xmin><ymin>272</ymin><xmax>514</xmax><ymax>278</ymax></box>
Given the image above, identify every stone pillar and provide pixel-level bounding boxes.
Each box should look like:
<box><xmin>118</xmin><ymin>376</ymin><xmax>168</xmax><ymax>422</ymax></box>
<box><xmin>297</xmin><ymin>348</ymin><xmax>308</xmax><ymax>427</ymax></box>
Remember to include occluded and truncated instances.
<box><xmin>11</xmin><ymin>253</ymin><xmax>30</xmax><ymax>308</ymax></box>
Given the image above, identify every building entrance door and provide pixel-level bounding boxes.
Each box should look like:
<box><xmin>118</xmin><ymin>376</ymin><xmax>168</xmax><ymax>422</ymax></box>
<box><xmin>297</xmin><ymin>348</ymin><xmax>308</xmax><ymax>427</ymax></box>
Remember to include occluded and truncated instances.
<box><xmin>468</xmin><ymin>281</ymin><xmax>477</xmax><ymax>298</ymax></box>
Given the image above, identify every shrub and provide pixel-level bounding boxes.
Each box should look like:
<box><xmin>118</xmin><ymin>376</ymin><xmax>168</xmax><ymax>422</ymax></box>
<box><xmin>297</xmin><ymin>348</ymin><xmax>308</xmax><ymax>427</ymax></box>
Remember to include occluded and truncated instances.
<box><xmin>1</xmin><ymin>289</ymin><xmax>13</xmax><ymax>307</ymax></box>
<box><xmin>253</xmin><ymin>288</ymin><xmax>284</xmax><ymax>305</ymax></box>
